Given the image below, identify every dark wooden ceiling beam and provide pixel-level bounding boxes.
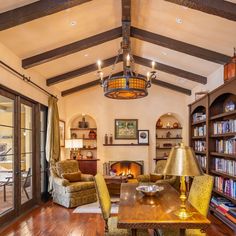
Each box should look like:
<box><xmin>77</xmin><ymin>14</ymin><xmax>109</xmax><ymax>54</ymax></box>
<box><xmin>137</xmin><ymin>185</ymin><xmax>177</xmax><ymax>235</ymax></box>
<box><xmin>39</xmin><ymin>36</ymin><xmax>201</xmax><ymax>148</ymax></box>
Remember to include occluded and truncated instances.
<box><xmin>0</xmin><ymin>0</ymin><xmax>91</xmax><ymax>31</ymax></box>
<box><xmin>131</xmin><ymin>27</ymin><xmax>230</xmax><ymax>64</ymax></box>
<box><xmin>22</xmin><ymin>27</ymin><xmax>122</xmax><ymax>69</ymax></box>
<box><xmin>122</xmin><ymin>0</ymin><xmax>131</xmax><ymax>21</ymax></box>
<box><xmin>152</xmin><ymin>78</ymin><xmax>191</xmax><ymax>95</ymax></box>
<box><xmin>164</xmin><ymin>0</ymin><xmax>236</xmax><ymax>22</ymax></box>
<box><xmin>133</xmin><ymin>55</ymin><xmax>207</xmax><ymax>84</ymax></box>
<box><xmin>61</xmin><ymin>72</ymin><xmax>123</xmax><ymax>96</ymax></box>
<box><xmin>47</xmin><ymin>55</ymin><xmax>123</xmax><ymax>86</ymax></box>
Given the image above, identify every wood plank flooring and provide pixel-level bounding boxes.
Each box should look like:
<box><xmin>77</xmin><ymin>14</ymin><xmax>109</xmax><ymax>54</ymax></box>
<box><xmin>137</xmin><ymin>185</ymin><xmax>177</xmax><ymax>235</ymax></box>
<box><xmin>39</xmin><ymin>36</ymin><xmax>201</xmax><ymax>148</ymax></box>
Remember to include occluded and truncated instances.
<box><xmin>0</xmin><ymin>201</ymin><xmax>235</xmax><ymax>236</ymax></box>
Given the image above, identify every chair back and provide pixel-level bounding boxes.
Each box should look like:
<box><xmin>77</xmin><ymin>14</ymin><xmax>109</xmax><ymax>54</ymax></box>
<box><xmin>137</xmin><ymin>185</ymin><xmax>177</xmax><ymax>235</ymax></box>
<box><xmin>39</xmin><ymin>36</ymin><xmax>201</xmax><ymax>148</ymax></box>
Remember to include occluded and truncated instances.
<box><xmin>94</xmin><ymin>173</ymin><xmax>111</xmax><ymax>221</ymax></box>
<box><xmin>23</xmin><ymin>168</ymin><xmax>31</xmax><ymax>188</ymax></box>
<box><xmin>56</xmin><ymin>160</ymin><xmax>79</xmax><ymax>177</ymax></box>
<box><xmin>154</xmin><ymin>160</ymin><xmax>167</xmax><ymax>174</ymax></box>
<box><xmin>188</xmin><ymin>174</ymin><xmax>213</xmax><ymax>216</ymax></box>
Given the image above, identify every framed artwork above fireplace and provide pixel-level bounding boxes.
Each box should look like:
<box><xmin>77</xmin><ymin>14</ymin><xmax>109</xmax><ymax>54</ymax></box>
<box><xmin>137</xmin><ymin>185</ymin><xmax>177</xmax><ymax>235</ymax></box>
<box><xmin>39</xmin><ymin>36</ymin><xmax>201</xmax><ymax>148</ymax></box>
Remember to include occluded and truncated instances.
<box><xmin>114</xmin><ymin>119</ymin><xmax>138</xmax><ymax>139</ymax></box>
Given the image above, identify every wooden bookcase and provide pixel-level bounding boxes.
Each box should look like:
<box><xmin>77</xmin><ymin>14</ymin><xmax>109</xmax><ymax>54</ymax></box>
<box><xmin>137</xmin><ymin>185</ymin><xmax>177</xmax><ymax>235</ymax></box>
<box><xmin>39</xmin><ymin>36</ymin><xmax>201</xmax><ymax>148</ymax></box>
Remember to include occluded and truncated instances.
<box><xmin>189</xmin><ymin>78</ymin><xmax>236</xmax><ymax>230</ymax></box>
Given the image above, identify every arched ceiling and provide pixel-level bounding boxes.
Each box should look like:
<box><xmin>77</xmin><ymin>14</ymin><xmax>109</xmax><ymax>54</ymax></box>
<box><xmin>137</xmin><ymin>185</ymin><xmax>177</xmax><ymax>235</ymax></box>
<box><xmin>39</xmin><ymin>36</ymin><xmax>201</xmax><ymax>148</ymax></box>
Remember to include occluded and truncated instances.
<box><xmin>0</xmin><ymin>0</ymin><xmax>235</xmax><ymax>96</ymax></box>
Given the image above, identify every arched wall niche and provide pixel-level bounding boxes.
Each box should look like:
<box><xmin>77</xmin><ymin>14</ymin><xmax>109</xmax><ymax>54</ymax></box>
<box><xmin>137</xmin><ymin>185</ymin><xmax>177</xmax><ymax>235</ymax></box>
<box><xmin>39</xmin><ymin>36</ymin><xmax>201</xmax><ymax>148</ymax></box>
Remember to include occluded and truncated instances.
<box><xmin>155</xmin><ymin>112</ymin><xmax>183</xmax><ymax>161</ymax></box>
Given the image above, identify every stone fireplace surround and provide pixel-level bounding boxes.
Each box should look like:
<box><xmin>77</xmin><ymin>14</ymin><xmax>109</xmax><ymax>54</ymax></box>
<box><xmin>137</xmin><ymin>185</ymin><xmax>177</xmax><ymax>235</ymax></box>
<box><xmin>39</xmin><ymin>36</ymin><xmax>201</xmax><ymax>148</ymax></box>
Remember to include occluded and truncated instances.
<box><xmin>103</xmin><ymin>160</ymin><xmax>144</xmax><ymax>178</ymax></box>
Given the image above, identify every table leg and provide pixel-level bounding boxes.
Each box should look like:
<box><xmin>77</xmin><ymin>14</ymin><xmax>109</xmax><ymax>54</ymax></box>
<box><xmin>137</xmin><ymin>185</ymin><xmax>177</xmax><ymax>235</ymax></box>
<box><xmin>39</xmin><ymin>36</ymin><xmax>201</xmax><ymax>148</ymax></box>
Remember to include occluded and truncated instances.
<box><xmin>131</xmin><ymin>229</ymin><xmax>137</xmax><ymax>236</ymax></box>
<box><xmin>180</xmin><ymin>229</ymin><xmax>186</xmax><ymax>236</ymax></box>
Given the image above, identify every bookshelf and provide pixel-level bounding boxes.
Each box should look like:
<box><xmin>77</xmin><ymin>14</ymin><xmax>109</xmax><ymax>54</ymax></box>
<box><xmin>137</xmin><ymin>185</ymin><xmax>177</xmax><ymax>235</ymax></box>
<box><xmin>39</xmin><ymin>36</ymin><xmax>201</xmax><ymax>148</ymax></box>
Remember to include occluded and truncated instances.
<box><xmin>189</xmin><ymin>78</ymin><xmax>236</xmax><ymax>230</ymax></box>
<box><xmin>189</xmin><ymin>95</ymin><xmax>208</xmax><ymax>173</ymax></box>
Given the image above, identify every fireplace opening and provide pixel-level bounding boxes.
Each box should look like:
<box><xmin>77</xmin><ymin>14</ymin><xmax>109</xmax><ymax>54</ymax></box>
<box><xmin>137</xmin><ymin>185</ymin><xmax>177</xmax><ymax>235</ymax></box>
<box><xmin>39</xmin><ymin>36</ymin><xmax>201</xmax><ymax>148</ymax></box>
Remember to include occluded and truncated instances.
<box><xmin>108</xmin><ymin>160</ymin><xmax>144</xmax><ymax>179</ymax></box>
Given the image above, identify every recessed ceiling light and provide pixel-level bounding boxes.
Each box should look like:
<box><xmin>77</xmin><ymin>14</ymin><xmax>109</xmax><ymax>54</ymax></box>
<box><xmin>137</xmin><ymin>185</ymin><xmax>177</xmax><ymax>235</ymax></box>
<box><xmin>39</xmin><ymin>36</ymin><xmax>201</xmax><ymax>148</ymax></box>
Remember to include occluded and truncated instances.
<box><xmin>176</xmin><ymin>18</ymin><xmax>183</xmax><ymax>24</ymax></box>
<box><xmin>167</xmin><ymin>112</ymin><xmax>172</xmax><ymax>116</ymax></box>
<box><xmin>84</xmin><ymin>54</ymin><xmax>89</xmax><ymax>57</ymax></box>
<box><xmin>70</xmin><ymin>20</ymin><xmax>77</xmax><ymax>26</ymax></box>
<box><xmin>162</xmin><ymin>52</ymin><xmax>167</xmax><ymax>56</ymax></box>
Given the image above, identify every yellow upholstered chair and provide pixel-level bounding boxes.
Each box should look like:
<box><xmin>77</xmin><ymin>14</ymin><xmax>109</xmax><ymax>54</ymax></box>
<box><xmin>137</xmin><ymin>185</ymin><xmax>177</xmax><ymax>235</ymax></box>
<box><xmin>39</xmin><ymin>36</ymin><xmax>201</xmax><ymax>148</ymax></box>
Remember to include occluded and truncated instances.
<box><xmin>94</xmin><ymin>173</ymin><xmax>149</xmax><ymax>236</ymax></box>
<box><xmin>158</xmin><ymin>174</ymin><xmax>214</xmax><ymax>236</ymax></box>
<box><xmin>137</xmin><ymin>160</ymin><xmax>177</xmax><ymax>186</ymax></box>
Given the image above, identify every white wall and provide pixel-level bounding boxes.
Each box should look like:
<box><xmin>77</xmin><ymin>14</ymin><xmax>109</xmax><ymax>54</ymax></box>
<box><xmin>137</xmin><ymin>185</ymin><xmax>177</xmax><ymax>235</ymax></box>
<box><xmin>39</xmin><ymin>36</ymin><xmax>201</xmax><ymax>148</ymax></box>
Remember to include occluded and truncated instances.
<box><xmin>62</xmin><ymin>84</ymin><xmax>189</xmax><ymax>174</ymax></box>
<box><xmin>187</xmin><ymin>66</ymin><xmax>224</xmax><ymax>104</ymax></box>
<box><xmin>0</xmin><ymin>42</ymin><xmax>66</xmax><ymax>117</ymax></box>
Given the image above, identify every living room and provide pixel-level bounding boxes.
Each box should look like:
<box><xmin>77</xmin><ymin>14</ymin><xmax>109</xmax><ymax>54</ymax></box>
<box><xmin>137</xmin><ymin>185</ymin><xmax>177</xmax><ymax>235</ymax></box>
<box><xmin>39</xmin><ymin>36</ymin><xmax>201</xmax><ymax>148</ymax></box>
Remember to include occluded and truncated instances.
<box><xmin>0</xmin><ymin>0</ymin><xmax>236</xmax><ymax>235</ymax></box>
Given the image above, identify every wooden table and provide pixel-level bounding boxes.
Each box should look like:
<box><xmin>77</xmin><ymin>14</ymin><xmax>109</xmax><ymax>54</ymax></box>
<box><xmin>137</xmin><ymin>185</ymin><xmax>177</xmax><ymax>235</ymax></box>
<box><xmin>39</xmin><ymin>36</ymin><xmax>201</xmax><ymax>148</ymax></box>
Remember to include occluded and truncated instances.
<box><xmin>104</xmin><ymin>175</ymin><xmax>128</xmax><ymax>195</ymax></box>
<box><xmin>117</xmin><ymin>183</ymin><xmax>210</xmax><ymax>236</ymax></box>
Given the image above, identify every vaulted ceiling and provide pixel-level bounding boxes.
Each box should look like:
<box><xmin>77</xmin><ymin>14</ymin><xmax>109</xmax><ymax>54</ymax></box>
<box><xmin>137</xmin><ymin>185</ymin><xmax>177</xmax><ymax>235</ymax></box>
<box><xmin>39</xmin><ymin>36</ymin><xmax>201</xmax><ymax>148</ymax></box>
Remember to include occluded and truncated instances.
<box><xmin>0</xmin><ymin>0</ymin><xmax>235</xmax><ymax>96</ymax></box>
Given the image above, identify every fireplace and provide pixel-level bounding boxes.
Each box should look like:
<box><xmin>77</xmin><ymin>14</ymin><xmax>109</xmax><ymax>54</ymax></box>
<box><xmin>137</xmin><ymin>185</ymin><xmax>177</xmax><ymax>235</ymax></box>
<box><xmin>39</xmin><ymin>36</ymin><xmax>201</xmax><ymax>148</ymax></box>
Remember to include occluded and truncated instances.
<box><xmin>104</xmin><ymin>160</ymin><xmax>144</xmax><ymax>179</ymax></box>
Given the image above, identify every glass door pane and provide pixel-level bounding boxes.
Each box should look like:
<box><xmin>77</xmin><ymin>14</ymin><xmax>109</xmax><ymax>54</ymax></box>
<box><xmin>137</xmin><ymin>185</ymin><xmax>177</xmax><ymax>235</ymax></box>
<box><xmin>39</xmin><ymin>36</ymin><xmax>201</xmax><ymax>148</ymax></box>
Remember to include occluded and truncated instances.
<box><xmin>20</xmin><ymin>103</ymin><xmax>33</xmax><ymax>205</ymax></box>
<box><xmin>0</xmin><ymin>95</ymin><xmax>14</xmax><ymax>216</ymax></box>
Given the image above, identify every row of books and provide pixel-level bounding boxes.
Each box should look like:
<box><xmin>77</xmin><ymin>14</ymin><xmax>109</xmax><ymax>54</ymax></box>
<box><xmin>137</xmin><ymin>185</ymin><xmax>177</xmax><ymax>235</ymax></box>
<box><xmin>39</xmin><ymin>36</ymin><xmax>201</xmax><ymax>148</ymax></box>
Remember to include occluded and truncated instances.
<box><xmin>193</xmin><ymin>141</ymin><xmax>206</xmax><ymax>152</ymax></box>
<box><xmin>193</xmin><ymin>125</ymin><xmax>206</xmax><ymax>137</ymax></box>
<box><xmin>192</xmin><ymin>112</ymin><xmax>206</xmax><ymax>123</ymax></box>
<box><xmin>215</xmin><ymin>138</ymin><xmax>236</xmax><ymax>154</ymax></box>
<box><xmin>214</xmin><ymin>176</ymin><xmax>236</xmax><ymax>199</ymax></box>
<box><xmin>196</xmin><ymin>155</ymin><xmax>206</xmax><ymax>169</ymax></box>
<box><xmin>213</xmin><ymin>119</ymin><xmax>236</xmax><ymax>135</ymax></box>
<box><xmin>213</xmin><ymin>157</ymin><xmax>236</xmax><ymax>176</ymax></box>
<box><xmin>210</xmin><ymin>196</ymin><xmax>236</xmax><ymax>224</ymax></box>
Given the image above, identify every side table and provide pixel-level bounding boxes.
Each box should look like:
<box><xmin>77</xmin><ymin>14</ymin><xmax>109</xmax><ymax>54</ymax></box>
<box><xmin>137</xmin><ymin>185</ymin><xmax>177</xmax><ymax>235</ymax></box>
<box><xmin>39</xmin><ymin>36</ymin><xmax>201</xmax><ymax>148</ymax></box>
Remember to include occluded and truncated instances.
<box><xmin>104</xmin><ymin>175</ymin><xmax>128</xmax><ymax>195</ymax></box>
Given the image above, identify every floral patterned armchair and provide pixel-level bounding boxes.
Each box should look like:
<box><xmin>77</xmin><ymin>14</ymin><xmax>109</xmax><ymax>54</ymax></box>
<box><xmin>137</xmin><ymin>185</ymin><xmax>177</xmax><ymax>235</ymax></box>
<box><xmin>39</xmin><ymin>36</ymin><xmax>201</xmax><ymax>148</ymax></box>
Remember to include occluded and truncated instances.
<box><xmin>51</xmin><ymin>160</ymin><xmax>97</xmax><ymax>208</ymax></box>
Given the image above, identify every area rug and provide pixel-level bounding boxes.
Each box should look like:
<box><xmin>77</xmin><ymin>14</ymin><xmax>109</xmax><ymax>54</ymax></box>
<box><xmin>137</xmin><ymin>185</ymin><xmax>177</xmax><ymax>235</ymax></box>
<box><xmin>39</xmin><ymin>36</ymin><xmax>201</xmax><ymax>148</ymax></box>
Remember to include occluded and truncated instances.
<box><xmin>73</xmin><ymin>197</ymin><xmax>119</xmax><ymax>214</ymax></box>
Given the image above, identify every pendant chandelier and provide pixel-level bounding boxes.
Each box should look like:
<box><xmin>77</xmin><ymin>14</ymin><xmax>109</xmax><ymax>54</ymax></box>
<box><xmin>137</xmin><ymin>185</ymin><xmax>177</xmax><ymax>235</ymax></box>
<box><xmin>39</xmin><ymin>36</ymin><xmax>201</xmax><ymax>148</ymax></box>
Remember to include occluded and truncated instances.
<box><xmin>96</xmin><ymin>23</ymin><xmax>157</xmax><ymax>99</ymax></box>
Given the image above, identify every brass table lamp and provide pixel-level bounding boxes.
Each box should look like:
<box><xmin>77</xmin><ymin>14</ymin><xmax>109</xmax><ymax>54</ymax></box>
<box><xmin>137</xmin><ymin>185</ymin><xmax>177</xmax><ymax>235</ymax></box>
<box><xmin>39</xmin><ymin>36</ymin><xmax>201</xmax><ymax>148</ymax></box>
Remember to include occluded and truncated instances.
<box><xmin>163</xmin><ymin>143</ymin><xmax>203</xmax><ymax>219</ymax></box>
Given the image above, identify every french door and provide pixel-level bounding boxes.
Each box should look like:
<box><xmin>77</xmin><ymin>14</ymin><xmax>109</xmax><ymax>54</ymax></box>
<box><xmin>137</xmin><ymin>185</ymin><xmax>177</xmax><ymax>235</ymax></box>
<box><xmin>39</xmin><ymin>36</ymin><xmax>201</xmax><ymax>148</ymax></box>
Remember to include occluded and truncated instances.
<box><xmin>0</xmin><ymin>88</ymin><xmax>38</xmax><ymax>225</ymax></box>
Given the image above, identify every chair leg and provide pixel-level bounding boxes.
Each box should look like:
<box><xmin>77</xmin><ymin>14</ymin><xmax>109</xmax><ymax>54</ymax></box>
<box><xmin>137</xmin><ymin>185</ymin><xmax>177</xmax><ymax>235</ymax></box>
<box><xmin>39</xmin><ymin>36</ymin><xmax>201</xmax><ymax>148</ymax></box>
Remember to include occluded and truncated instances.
<box><xmin>23</xmin><ymin>187</ymin><xmax>30</xmax><ymax>200</ymax></box>
<box><xmin>105</xmin><ymin>219</ymin><xmax>109</xmax><ymax>233</ymax></box>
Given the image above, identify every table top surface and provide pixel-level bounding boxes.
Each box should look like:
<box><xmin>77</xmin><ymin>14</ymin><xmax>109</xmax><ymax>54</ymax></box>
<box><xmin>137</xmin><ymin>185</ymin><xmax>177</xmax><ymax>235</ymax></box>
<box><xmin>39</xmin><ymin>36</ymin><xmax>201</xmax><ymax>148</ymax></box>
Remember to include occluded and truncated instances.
<box><xmin>117</xmin><ymin>183</ymin><xmax>210</xmax><ymax>230</ymax></box>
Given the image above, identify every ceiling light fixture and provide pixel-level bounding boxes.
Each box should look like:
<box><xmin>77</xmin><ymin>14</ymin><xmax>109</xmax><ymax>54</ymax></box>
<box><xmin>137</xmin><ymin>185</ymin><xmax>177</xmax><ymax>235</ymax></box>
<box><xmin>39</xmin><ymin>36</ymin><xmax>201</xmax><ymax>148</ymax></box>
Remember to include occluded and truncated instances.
<box><xmin>96</xmin><ymin>25</ymin><xmax>157</xmax><ymax>99</ymax></box>
<box><xmin>176</xmin><ymin>18</ymin><xmax>183</xmax><ymax>24</ymax></box>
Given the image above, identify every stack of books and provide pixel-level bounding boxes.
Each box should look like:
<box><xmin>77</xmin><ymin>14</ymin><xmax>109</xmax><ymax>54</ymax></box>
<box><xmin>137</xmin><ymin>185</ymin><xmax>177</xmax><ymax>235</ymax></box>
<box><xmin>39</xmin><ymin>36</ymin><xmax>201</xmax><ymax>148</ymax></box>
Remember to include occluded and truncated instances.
<box><xmin>192</xmin><ymin>112</ymin><xmax>206</xmax><ymax>123</ymax></box>
<box><xmin>211</xmin><ymin>196</ymin><xmax>236</xmax><ymax>223</ymax></box>
<box><xmin>194</xmin><ymin>140</ymin><xmax>206</xmax><ymax>152</ymax></box>
<box><xmin>193</xmin><ymin>125</ymin><xmax>206</xmax><ymax>136</ymax></box>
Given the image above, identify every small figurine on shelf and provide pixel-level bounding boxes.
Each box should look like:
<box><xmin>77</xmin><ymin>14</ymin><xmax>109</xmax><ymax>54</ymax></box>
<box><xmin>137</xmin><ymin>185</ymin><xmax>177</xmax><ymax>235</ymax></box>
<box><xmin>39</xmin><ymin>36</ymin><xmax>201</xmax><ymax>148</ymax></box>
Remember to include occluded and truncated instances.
<box><xmin>109</xmin><ymin>134</ymin><xmax>113</xmax><ymax>144</ymax></box>
<box><xmin>156</xmin><ymin>119</ymin><xmax>163</xmax><ymax>128</ymax></box>
<box><xmin>166</xmin><ymin>131</ymin><xmax>171</xmax><ymax>138</ymax></box>
<box><xmin>89</xmin><ymin>129</ymin><xmax>96</xmax><ymax>139</ymax></box>
<box><xmin>78</xmin><ymin>114</ymin><xmax>89</xmax><ymax>128</ymax></box>
<box><xmin>173</xmin><ymin>122</ymin><xmax>179</xmax><ymax>128</ymax></box>
<box><xmin>166</xmin><ymin>122</ymin><xmax>171</xmax><ymax>128</ymax></box>
<box><xmin>104</xmin><ymin>134</ymin><xmax>108</xmax><ymax>144</ymax></box>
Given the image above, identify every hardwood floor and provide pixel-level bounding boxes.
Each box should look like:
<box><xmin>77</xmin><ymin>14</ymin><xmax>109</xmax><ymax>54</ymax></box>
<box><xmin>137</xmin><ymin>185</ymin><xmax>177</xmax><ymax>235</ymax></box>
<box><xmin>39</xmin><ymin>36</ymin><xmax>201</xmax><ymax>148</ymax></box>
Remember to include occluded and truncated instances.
<box><xmin>0</xmin><ymin>201</ymin><xmax>235</xmax><ymax>236</ymax></box>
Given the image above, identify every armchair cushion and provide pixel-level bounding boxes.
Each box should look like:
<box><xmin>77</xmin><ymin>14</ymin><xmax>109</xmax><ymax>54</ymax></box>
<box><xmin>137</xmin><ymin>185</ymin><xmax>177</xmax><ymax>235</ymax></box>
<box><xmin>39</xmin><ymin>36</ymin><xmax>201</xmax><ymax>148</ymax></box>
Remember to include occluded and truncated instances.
<box><xmin>62</xmin><ymin>171</ymin><xmax>81</xmax><ymax>182</ymax></box>
<box><xmin>66</xmin><ymin>181</ymin><xmax>95</xmax><ymax>193</ymax></box>
<box><xmin>56</xmin><ymin>160</ymin><xmax>79</xmax><ymax>177</ymax></box>
<box><xmin>150</xmin><ymin>174</ymin><xmax>163</xmax><ymax>182</ymax></box>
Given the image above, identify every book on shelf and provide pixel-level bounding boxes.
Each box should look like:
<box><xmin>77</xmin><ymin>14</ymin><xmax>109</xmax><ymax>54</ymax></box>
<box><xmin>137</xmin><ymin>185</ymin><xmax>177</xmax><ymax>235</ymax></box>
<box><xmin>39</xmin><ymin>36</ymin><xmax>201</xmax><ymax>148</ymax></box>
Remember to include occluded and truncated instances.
<box><xmin>193</xmin><ymin>140</ymin><xmax>206</xmax><ymax>152</ymax></box>
<box><xmin>213</xmin><ymin>119</ymin><xmax>236</xmax><ymax>135</ymax></box>
<box><xmin>214</xmin><ymin>176</ymin><xmax>236</xmax><ymax>199</ymax></box>
<box><xmin>193</xmin><ymin>124</ymin><xmax>206</xmax><ymax>137</ymax></box>
<box><xmin>215</xmin><ymin>138</ymin><xmax>236</xmax><ymax>154</ymax></box>
<box><xmin>228</xmin><ymin>208</ymin><xmax>236</xmax><ymax>218</ymax></box>
<box><xmin>196</xmin><ymin>155</ymin><xmax>206</xmax><ymax>168</ymax></box>
<box><xmin>192</xmin><ymin>112</ymin><xmax>206</xmax><ymax>123</ymax></box>
<box><xmin>213</xmin><ymin>157</ymin><xmax>236</xmax><ymax>176</ymax></box>
<box><xmin>225</xmin><ymin>212</ymin><xmax>236</xmax><ymax>223</ymax></box>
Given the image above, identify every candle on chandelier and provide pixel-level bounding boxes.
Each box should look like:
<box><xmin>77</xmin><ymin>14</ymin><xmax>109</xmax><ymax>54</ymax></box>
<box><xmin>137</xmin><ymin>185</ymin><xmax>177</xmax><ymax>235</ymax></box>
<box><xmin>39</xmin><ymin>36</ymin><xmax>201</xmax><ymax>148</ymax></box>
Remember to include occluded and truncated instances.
<box><xmin>100</xmin><ymin>72</ymin><xmax>103</xmax><ymax>81</ymax></box>
<box><xmin>151</xmin><ymin>61</ymin><xmax>155</xmax><ymax>70</ymax></box>
<box><xmin>147</xmin><ymin>72</ymin><xmax>150</xmax><ymax>82</ymax></box>
<box><xmin>126</xmin><ymin>54</ymin><xmax>130</xmax><ymax>67</ymax></box>
<box><xmin>97</xmin><ymin>60</ymin><xmax>102</xmax><ymax>71</ymax></box>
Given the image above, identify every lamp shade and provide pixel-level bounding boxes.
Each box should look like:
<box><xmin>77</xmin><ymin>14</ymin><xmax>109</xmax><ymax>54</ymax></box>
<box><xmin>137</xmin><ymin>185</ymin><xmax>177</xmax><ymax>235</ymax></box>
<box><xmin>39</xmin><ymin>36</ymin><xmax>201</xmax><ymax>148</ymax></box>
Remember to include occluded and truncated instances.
<box><xmin>65</xmin><ymin>139</ymin><xmax>83</xmax><ymax>149</ymax></box>
<box><xmin>163</xmin><ymin>143</ymin><xmax>203</xmax><ymax>177</ymax></box>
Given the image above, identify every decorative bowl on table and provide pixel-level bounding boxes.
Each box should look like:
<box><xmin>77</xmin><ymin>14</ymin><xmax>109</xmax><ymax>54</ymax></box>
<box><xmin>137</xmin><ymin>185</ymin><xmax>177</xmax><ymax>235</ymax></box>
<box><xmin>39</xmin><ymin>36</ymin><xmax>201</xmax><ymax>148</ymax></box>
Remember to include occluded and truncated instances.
<box><xmin>136</xmin><ymin>185</ymin><xmax>164</xmax><ymax>196</ymax></box>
